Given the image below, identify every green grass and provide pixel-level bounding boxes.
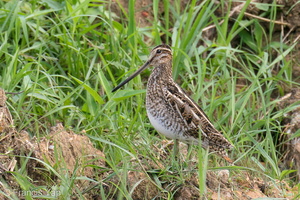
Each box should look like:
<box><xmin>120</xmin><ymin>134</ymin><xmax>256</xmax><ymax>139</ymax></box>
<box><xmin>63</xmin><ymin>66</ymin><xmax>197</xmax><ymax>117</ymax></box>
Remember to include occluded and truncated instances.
<box><xmin>0</xmin><ymin>0</ymin><xmax>299</xmax><ymax>199</ymax></box>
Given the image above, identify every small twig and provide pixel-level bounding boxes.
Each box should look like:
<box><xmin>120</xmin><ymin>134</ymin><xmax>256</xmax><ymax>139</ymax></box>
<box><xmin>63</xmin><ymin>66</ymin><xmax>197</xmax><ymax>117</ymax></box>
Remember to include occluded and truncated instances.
<box><xmin>203</xmin><ymin>3</ymin><xmax>292</xmax><ymax>33</ymax></box>
<box><xmin>203</xmin><ymin>3</ymin><xmax>246</xmax><ymax>32</ymax></box>
<box><xmin>244</xmin><ymin>12</ymin><xmax>291</xmax><ymax>27</ymax></box>
<box><xmin>6</xmin><ymin>158</ymin><xmax>16</xmax><ymax>172</ymax></box>
<box><xmin>0</xmin><ymin>163</ymin><xmax>8</xmax><ymax>172</ymax></box>
<box><xmin>283</xmin><ymin>26</ymin><xmax>295</xmax><ymax>42</ymax></box>
<box><xmin>0</xmin><ymin>132</ymin><xmax>14</xmax><ymax>142</ymax></box>
<box><xmin>293</xmin><ymin>34</ymin><xmax>300</xmax><ymax>44</ymax></box>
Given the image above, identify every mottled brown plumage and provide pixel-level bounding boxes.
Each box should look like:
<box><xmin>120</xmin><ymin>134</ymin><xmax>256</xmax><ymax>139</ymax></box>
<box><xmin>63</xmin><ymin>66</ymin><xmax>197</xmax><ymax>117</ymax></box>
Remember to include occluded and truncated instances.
<box><xmin>112</xmin><ymin>44</ymin><xmax>233</xmax><ymax>162</ymax></box>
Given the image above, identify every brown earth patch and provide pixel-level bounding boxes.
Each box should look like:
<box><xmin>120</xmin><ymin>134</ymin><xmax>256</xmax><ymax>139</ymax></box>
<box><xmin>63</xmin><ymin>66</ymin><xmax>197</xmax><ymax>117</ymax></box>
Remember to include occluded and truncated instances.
<box><xmin>0</xmin><ymin>102</ymin><xmax>106</xmax><ymax>199</ymax></box>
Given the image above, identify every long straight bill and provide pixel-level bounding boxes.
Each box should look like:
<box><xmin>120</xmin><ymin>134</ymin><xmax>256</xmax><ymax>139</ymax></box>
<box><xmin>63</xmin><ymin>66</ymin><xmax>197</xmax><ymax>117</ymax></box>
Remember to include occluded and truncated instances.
<box><xmin>112</xmin><ymin>61</ymin><xmax>150</xmax><ymax>92</ymax></box>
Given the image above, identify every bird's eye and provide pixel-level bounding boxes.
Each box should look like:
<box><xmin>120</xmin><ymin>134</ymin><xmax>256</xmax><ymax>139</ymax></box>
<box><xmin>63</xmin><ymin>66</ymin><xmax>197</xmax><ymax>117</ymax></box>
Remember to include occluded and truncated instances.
<box><xmin>156</xmin><ymin>49</ymin><xmax>162</xmax><ymax>53</ymax></box>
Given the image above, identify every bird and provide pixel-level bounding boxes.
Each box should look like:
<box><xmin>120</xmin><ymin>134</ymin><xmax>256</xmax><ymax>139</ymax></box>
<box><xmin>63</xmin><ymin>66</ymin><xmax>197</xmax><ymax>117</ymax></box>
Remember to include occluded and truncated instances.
<box><xmin>112</xmin><ymin>44</ymin><xmax>233</xmax><ymax>162</ymax></box>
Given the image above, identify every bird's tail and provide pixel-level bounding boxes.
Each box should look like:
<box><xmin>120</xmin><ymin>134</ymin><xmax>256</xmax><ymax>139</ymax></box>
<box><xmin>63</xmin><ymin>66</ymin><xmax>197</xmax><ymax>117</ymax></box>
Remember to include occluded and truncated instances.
<box><xmin>208</xmin><ymin>132</ymin><xmax>233</xmax><ymax>163</ymax></box>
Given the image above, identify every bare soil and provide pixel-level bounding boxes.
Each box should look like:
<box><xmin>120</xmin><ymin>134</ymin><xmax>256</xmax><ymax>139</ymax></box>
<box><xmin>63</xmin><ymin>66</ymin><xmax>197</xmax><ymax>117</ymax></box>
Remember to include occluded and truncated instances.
<box><xmin>0</xmin><ymin>121</ymin><xmax>106</xmax><ymax>199</ymax></box>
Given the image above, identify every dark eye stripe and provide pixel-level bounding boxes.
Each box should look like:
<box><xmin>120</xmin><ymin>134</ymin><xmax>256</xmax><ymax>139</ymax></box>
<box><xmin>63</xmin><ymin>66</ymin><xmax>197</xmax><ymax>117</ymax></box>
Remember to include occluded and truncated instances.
<box><xmin>152</xmin><ymin>47</ymin><xmax>172</xmax><ymax>54</ymax></box>
<box><xmin>153</xmin><ymin>49</ymin><xmax>172</xmax><ymax>56</ymax></box>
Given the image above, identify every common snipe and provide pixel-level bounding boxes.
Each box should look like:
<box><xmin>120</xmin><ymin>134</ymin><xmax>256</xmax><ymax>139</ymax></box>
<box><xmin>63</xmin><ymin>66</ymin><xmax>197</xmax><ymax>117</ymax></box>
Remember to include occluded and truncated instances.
<box><xmin>112</xmin><ymin>44</ymin><xmax>233</xmax><ymax>162</ymax></box>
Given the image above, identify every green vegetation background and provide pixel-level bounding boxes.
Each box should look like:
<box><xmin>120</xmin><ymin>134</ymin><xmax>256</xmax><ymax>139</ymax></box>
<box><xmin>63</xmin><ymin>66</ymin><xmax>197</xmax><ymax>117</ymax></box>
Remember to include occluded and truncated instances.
<box><xmin>0</xmin><ymin>0</ymin><xmax>299</xmax><ymax>199</ymax></box>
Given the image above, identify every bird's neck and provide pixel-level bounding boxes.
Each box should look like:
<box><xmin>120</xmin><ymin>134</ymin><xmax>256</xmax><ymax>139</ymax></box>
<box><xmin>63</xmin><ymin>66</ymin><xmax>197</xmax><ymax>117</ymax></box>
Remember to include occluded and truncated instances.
<box><xmin>147</xmin><ymin>62</ymin><xmax>173</xmax><ymax>89</ymax></box>
<box><xmin>152</xmin><ymin>62</ymin><xmax>173</xmax><ymax>78</ymax></box>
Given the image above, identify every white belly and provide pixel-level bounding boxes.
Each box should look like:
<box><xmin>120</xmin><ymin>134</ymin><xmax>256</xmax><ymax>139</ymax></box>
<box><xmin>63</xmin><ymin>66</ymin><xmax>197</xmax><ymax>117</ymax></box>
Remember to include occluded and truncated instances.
<box><xmin>147</xmin><ymin>110</ymin><xmax>177</xmax><ymax>140</ymax></box>
<box><xmin>146</xmin><ymin>109</ymin><xmax>199</xmax><ymax>145</ymax></box>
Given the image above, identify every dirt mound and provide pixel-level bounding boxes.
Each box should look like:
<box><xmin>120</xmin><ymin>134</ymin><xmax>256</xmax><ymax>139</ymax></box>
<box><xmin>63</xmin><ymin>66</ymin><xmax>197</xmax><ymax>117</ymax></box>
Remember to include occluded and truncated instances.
<box><xmin>0</xmin><ymin>100</ymin><xmax>106</xmax><ymax>199</ymax></box>
<box><xmin>0</xmin><ymin>88</ymin><xmax>13</xmax><ymax>134</ymax></box>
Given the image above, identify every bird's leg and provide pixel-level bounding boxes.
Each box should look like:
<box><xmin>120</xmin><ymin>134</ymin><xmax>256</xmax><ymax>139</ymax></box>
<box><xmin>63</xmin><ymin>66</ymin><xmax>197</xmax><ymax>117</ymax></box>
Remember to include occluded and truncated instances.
<box><xmin>182</xmin><ymin>143</ymin><xmax>195</xmax><ymax>170</ymax></box>
<box><xmin>173</xmin><ymin>139</ymin><xmax>179</xmax><ymax>157</ymax></box>
<box><xmin>171</xmin><ymin>139</ymin><xmax>180</xmax><ymax>170</ymax></box>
